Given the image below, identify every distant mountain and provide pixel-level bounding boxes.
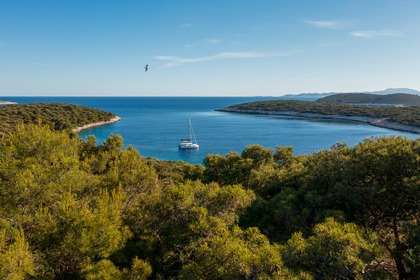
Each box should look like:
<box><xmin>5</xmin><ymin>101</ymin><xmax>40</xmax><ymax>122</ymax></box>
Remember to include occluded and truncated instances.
<box><xmin>282</xmin><ymin>92</ymin><xmax>338</xmax><ymax>99</ymax></box>
<box><xmin>366</xmin><ymin>88</ymin><xmax>420</xmax><ymax>95</ymax></box>
<box><xmin>282</xmin><ymin>88</ymin><xmax>420</xmax><ymax>100</ymax></box>
<box><xmin>317</xmin><ymin>93</ymin><xmax>420</xmax><ymax>106</ymax></box>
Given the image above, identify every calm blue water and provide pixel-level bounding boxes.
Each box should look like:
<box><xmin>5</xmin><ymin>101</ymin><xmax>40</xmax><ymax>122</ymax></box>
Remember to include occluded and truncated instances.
<box><xmin>3</xmin><ymin>96</ymin><xmax>418</xmax><ymax>164</ymax></box>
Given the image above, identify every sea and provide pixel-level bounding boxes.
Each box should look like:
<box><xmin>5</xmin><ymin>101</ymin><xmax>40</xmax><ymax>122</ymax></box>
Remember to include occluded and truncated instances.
<box><xmin>3</xmin><ymin>96</ymin><xmax>418</xmax><ymax>165</ymax></box>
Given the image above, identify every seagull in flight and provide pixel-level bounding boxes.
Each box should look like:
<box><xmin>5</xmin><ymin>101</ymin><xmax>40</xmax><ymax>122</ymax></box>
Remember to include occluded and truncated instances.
<box><xmin>144</xmin><ymin>64</ymin><xmax>148</xmax><ymax>72</ymax></box>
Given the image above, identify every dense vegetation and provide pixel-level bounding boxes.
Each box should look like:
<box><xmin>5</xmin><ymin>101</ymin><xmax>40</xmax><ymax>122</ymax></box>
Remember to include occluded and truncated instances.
<box><xmin>0</xmin><ymin>103</ymin><xmax>116</xmax><ymax>135</ymax></box>
<box><xmin>317</xmin><ymin>93</ymin><xmax>420</xmax><ymax>106</ymax></box>
<box><xmin>0</xmin><ymin>123</ymin><xmax>418</xmax><ymax>279</ymax></box>
<box><xmin>219</xmin><ymin>100</ymin><xmax>420</xmax><ymax>128</ymax></box>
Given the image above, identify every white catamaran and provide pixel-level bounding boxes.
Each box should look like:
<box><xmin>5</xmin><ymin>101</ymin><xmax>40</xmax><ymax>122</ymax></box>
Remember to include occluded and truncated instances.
<box><xmin>179</xmin><ymin>118</ymin><xmax>199</xmax><ymax>149</ymax></box>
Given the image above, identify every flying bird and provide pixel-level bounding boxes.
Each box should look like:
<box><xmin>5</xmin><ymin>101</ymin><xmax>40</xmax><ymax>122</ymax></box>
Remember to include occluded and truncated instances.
<box><xmin>144</xmin><ymin>64</ymin><xmax>148</xmax><ymax>72</ymax></box>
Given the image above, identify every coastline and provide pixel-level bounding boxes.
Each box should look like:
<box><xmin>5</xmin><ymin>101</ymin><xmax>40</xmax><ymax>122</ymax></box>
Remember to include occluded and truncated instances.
<box><xmin>72</xmin><ymin>116</ymin><xmax>122</xmax><ymax>133</ymax></box>
<box><xmin>217</xmin><ymin>108</ymin><xmax>420</xmax><ymax>134</ymax></box>
<box><xmin>0</xmin><ymin>101</ymin><xmax>17</xmax><ymax>105</ymax></box>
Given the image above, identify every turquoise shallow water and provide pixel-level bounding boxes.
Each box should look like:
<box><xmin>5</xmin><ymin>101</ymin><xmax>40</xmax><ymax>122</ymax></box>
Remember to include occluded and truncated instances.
<box><xmin>4</xmin><ymin>96</ymin><xmax>418</xmax><ymax>164</ymax></box>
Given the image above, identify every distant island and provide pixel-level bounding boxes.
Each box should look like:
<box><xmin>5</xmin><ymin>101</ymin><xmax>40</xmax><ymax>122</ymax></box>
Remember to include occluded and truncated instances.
<box><xmin>368</xmin><ymin>87</ymin><xmax>420</xmax><ymax>95</ymax></box>
<box><xmin>317</xmin><ymin>93</ymin><xmax>420</xmax><ymax>106</ymax></box>
<box><xmin>282</xmin><ymin>87</ymin><xmax>420</xmax><ymax>99</ymax></box>
<box><xmin>218</xmin><ymin>100</ymin><xmax>420</xmax><ymax>134</ymax></box>
<box><xmin>0</xmin><ymin>103</ymin><xmax>120</xmax><ymax>135</ymax></box>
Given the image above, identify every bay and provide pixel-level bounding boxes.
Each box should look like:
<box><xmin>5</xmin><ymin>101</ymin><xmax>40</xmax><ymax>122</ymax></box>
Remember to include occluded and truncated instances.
<box><xmin>4</xmin><ymin>96</ymin><xmax>418</xmax><ymax>164</ymax></box>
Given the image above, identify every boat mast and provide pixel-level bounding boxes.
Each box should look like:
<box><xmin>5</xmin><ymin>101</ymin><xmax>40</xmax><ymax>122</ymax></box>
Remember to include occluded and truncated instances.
<box><xmin>189</xmin><ymin>118</ymin><xmax>198</xmax><ymax>144</ymax></box>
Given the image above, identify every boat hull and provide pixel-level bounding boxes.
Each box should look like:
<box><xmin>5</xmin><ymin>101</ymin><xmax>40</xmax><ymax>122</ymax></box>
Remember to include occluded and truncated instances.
<box><xmin>179</xmin><ymin>143</ymin><xmax>199</xmax><ymax>149</ymax></box>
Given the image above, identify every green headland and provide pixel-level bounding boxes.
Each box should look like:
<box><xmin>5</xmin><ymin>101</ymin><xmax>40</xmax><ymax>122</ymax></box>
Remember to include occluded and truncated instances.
<box><xmin>218</xmin><ymin>99</ymin><xmax>420</xmax><ymax>133</ymax></box>
<box><xmin>0</xmin><ymin>102</ymin><xmax>119</xmax><ymax>135</ymax></box>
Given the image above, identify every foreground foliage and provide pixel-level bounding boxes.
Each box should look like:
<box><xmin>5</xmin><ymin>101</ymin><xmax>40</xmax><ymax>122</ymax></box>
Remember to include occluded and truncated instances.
<box><xmin>0</xmin><ymin>124</ymin><xmax>418</xmax><ymax>279</ymax></box>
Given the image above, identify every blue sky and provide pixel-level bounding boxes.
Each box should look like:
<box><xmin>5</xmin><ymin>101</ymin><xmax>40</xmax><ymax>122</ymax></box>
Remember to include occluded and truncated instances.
<box><xmin>1</xmin><ymin>0</ymin><xmax>420</xmax><ymax>96</ymax></box>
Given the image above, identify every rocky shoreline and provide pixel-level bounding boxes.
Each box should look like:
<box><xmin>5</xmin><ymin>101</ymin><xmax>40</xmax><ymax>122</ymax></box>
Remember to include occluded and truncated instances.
<box><xmin>72</xmin><ymin>116</ymin><xmax>122</xmax><ymax>133</ymax></box>
<box><xmin>0</xmin><ymin>101</ymin><xmax>17</xmax><ymax>105</ymax></box>
<box><xmin>217</xmin><ymin>108</ymin><xmax>420</xmax><ymax>134</ymax></box>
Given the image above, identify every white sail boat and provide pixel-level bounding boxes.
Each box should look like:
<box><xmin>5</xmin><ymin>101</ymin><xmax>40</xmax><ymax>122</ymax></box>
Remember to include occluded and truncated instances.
<box><xmin>179</xmin><ymin>118</ymin><xmax>199</xmax><ymax>149</ymax></box>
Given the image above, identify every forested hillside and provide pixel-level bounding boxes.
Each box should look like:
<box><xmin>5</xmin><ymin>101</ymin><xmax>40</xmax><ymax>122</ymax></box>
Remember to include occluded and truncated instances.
<box><xmin>0</xmin><ymin>103</ymin><xmax>116</xmax><ymax>135</ymax></box>
<box><xmin>219</xmin><ymin>100</ymin><xmax>420</xmax><ymax>129</ymax></box>
<box><xmin>317</xmin><ymin>93</ymin><xmax>420</xmax><ymax>106</ymax></box>
<box><xmin>0</xmin><ymin>124</ymin><xmax>418</xmax><ymax>279</ymax></box>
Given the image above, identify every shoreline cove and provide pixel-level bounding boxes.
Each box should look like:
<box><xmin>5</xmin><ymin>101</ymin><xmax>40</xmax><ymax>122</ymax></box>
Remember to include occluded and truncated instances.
<box><xmin>0</xmin><ymin>101</ymin><xmax>17</xmax><ymax>105</ymax></box>
<box><xmin>217</xmin><ymin>108</ymin><xmax>420</xmax><ymax>134</ymax></box>
<box><xmin>72</xmin><ymin>116</ymin><xmax>122</xmax><ymax>133</ymax></box>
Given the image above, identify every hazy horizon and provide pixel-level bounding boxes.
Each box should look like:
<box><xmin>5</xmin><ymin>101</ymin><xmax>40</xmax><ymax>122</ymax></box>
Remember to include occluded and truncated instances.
<box><xmin>1</xmin><ymin>0</ymin><xmax>420</xmax><ymax>96</ymax></box>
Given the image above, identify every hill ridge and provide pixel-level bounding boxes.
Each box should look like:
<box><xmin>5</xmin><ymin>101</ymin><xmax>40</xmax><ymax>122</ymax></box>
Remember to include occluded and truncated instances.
<box><xmin>317</xmin><ymin>93</ymin><xmax>420</xmax><ymax>106</ymax></box>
